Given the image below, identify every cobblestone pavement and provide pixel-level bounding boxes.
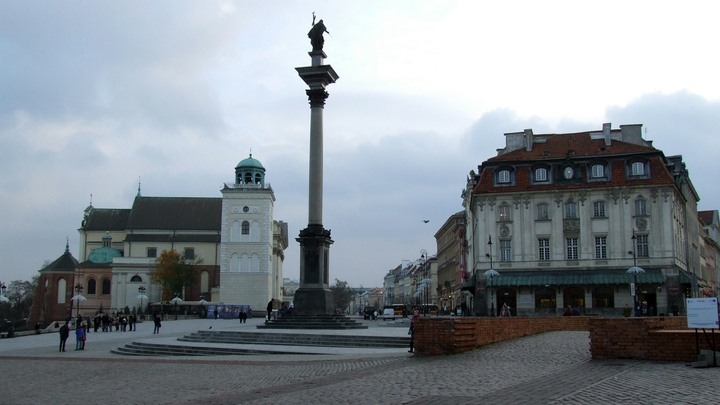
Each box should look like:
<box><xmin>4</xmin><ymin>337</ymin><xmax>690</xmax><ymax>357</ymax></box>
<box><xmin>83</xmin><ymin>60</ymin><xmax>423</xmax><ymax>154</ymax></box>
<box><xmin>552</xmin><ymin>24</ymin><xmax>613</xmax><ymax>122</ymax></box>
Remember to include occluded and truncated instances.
<box><xmin>1</xmin><ymin>329</ymin><xmax>719</xmax><ymax>404</ymax></box>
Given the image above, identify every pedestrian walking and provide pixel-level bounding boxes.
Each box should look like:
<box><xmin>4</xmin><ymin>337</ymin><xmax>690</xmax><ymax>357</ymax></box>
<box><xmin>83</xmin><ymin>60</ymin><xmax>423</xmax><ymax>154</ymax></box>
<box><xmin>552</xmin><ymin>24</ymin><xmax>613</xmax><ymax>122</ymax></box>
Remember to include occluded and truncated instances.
<box><xmin>153</xmin><ymin>315</ymin><xmax>161</xmax><ymax>334</ymax></box>
<box><xmin>59</xmin><ymin>320</ymin><xmax>69</xmax><ymax>352</ymax></box>
<box><xmin>75</xmin><ymin>323</ymin><xmax>85</xmax><ymax>350</ymax></box>
<box><xmin>213</xmin><ymin>308</ymin><xmax>219</xmax><ymax>320</ymax></box>
<box><xmin>266</xmin><ymin>300</ymin><xmax>273</xmax><ymax>322</ymax></box>
<box><xmin>408</xmin><ymin>310</ymin><xmax>421</xmax><ymax>353</ymax></box>
<box><xmin>671</xmin><ymin>302</ymin><xmax>680</xmax><ymax>316</ymax></box>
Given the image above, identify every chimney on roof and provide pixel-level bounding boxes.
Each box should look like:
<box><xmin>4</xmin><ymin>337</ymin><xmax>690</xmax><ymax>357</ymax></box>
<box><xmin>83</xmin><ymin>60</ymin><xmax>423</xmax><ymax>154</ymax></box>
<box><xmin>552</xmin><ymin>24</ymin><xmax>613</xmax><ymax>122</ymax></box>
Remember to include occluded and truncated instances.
<box><xmin>524</xmin><ymin>129</ymin><xmax>534</xmax><ymax>152</ymax></box>
<box><xmin>620</xmin><ymin>124</ymin><xmax>644</xmax><ymax>145</ymax></box>
<box><xmin>602</xmin><ymin>123</ymin><xmax>612</xmax><ymax>146</ymax></box>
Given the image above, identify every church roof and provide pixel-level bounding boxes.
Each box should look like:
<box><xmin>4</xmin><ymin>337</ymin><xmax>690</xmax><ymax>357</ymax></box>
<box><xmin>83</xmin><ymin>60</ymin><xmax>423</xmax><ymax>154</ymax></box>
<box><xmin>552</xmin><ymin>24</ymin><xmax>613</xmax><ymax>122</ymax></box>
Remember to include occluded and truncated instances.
<box><xmin>82</xmin><ymin>208</ymin><xmax>131</xmax><ymax>231</ymax></box>
<box><xmin>126</xmin><ymin>197</ymin><xmax>221</xmax><ymax>231</ymax></box>
<box><xmin>39</xmin><ymin>244</ymin><xmax>79</xmax><ymax>274</ymax></box>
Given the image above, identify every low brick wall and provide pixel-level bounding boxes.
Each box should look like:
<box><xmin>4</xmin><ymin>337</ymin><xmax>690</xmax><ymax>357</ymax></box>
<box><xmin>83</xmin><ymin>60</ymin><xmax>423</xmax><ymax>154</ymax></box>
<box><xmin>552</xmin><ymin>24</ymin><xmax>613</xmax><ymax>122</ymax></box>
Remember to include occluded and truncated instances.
<box><xmin>588</xmin><ymin>316</ymin><xmax>716</xmax><ymax>362</ymax></box>
<box><xmin>414</xmin><ymin>316</ymin><xmax>714</xmax><ymax>362</ymax></box>
<box><xmin>413</xmin><ymin>316</ymin><xmax>589</xmax><ymax>356</ymax></box>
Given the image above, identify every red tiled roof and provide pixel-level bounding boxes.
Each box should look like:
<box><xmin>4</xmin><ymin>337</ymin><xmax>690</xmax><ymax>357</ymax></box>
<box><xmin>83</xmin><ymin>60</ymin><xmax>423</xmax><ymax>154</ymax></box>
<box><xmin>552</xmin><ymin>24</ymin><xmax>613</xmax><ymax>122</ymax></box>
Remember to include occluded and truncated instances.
<box><xmin>698</xmin><ymin>210</ymin><xmax>716</xmax><ymax>226</ymax></box>
<box><xmin>486</xmin><ymin>132</ymin><xmax>656</xmax><ymax>163</ymax></box>
<box><xmin>473</xmin><ymin>133</ymin><xmax>675</xmax><ymax>194</ymax></box>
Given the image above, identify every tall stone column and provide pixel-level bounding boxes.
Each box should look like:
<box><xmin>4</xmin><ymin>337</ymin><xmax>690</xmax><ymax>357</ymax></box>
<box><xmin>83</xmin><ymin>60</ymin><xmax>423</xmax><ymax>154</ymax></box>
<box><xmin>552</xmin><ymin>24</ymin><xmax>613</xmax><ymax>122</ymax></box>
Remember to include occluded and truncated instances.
<box><xmin>293</xmin><ymin>50</ymin><xmax>338</xmax><ymax>315</ymax></box>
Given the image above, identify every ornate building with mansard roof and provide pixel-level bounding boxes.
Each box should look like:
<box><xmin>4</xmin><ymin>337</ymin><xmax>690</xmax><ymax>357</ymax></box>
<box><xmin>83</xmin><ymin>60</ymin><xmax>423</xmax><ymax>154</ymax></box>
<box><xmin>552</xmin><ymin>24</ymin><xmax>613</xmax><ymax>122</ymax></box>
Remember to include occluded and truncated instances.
<box><xmin>463</xmin><ymin>123</ymin><xmax>713</xmax><ymax>317</ymax></box>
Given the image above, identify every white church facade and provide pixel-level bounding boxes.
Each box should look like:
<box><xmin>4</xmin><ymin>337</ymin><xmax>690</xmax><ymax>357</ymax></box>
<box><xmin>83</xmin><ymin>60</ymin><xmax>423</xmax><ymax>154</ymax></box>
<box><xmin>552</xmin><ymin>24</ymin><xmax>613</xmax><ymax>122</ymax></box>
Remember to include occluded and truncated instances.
<box><xmin>64</xmin><ymin>154</ymin><xmax>288</xmax><ymax>317</ymax></box>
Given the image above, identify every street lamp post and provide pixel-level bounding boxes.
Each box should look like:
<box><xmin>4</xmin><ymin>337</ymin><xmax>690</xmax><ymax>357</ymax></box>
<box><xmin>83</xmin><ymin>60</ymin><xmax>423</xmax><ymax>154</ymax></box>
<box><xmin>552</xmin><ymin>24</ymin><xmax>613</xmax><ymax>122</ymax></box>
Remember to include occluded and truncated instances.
<box><xmin>74</xmin><ymin>284</ymin><xmax>83</xmax><ymax>318</ymax></box>
<box><xmin>626</xmin><ymin>231</ymin><xmax>645</xmax><ymax>317</ymax></box>
<box><xmin>485</xmin><ymin>236</ymin><xmax>498</xmax><ymax>317</ymax></box>
<box><xmin>420</xmin><ymin>249</ymin><xmax>428</xmax><ymax>316</ymax></box>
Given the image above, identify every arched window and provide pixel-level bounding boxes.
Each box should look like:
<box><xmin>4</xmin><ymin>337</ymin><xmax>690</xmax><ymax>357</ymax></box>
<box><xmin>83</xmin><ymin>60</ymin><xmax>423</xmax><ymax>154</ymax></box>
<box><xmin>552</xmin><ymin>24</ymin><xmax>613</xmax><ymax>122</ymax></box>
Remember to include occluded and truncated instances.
<box><xmin>255</xmin><ymin>173</ymin><xmax>262</xmax><ymax>184</ymax></box>
<box><xmin>57</xmin><ymin>278</ymin><xmax>67</xmax><ymax>304</ymax></box>
<box><xmin>231</xmin><ymin>253</ymin><xmax>240</xmax><ymax>272</ymax></box>
<box><xmin>87</xmin><ymin>279</ymin><xmax>97</xmax><ymax>295</ymax></box>
<box><xmin>498</xmin><ymin>205</ymin><xmax>511</xmax><ymax>222</ymax></box>
<box><xmin>130</xmin><ymin>275</ymin><xmax>142</xmax><ymax>282</ymax></box>
<box><xmin>534</xmin><ymin>287</ymin><xmax>556</xmax><ymax>308</ymax></box>
<box><xmin>242</xmin><ymin>221</ymin><xmax>250</xmax><ymax>235</ymax></box>
<box><xmin>201</xmin><ymin>271</ymin><xmax>209</xmax><ymax>292</ymax></box>
<box><xmin>498</xmin><ymin>170</ymin><xmax>510</xmax><ymax>183</ymax></box>
<box><xmin>634</xmin><ymin>199</ymin><xmax>647</xmax><ymax>216</ymax></box>
<box><xmin>535</xmin><ymin>167</ymin><xmax>547</xmax><ymax>181</ymax></box>
<box><xmin>592</xmin><ymin>287</ymin><xmax>615</xmax><ymax>308</ymax></box>
<box><xmin>102</xmin><ymin>279</ymin><xmax>111</xmax><ymax>295</ymax></box>
<box><xmin>563</xmin><ymin>287</ymin><xmax>585</xmax><ymax>309</ymax></box>
<box><xmin>631</xmin><ymin>162</ymin><xmax>645</xmax><ymax>176</ymax></box>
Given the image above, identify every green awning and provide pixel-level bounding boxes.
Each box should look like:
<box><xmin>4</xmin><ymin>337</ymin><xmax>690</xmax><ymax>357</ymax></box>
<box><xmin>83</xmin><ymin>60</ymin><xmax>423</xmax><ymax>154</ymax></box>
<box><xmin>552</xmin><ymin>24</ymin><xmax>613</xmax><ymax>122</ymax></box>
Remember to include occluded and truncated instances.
<box><xmin>489</xmin><ymin>268</ymin><xmax>664</xmax><ymax>287</ymax></box>
<box><xmin>460</xmin><ymin>278</ymin><xmax>476</xmax><ymax>291</ymax></box>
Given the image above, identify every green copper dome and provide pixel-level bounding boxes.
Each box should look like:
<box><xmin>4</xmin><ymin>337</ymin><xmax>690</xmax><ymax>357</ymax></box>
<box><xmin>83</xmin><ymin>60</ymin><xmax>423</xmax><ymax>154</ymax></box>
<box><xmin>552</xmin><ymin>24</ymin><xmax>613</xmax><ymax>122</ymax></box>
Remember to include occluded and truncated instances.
<box><xmin>236</xmin><ymin>154</ymin><xmax>265</xmax><ymax>170</ymax></box>
<box><xmin>87</xmin><ymin>247</ymin><xmax>122</xmax><ymax>264</ymax></box>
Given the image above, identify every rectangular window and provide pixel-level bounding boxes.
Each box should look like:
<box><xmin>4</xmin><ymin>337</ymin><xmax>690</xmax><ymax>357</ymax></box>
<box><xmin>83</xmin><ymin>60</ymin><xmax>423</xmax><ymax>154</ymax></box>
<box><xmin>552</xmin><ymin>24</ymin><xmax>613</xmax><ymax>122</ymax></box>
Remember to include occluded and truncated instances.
<box><xmin>593</xmin><ymin>201</ymin><xmax>605</xmax><ymax>218</ymax></box>
<box><xmin>184</xmin><ymin>248</ymin><xmax>195</xmax><ymax>260</ymax></box>
<box><xmin>499</xmin><ymin>205</ymin><xmax>511</xmax><ymax>222</ymax></box>
<box><xmin>636</xmin><ymin>235</ymin><xmax>649</xmax><ymax>258</ymax></box>
<box><xmin>147</xmin><ymin>248</ymin><xmax>157</xmax><ymax>258</ymax></box>
<box><xmin>591</xmin><ymin>164</ymin><xmax>604</xmax><ymax>178</ymax></box>
<box><xmin>538</xmin><ymin>239</ymin><xmax>550</xmax><ymax>261</ymax></box>
<box><xmin>634</xmin><ymin>199</ymin><xmax>647</xmax><ymax>216</ymax></box>
<box><xmin>565</xmin><ymin>202</ymin><xmax>578</xmax><ymax>219</ymax></box>
<box><xmin>500</xmin><ymin>240</ymin><xmax>511</xmax><ymax>262</ymax></box>
<box><xmin>566</xmin><ymin>238</ymin><xmax>578</xmax><ymax>260</ymax></box>
<box><xmin>537</xmin><ymin>204</ymin><xmax>549</xmax><ymax>220</ymax></box>
<box><xmin>595</xmin><ymin>236</ymin><xmax>607</xmax><ymax>259</ymax></box>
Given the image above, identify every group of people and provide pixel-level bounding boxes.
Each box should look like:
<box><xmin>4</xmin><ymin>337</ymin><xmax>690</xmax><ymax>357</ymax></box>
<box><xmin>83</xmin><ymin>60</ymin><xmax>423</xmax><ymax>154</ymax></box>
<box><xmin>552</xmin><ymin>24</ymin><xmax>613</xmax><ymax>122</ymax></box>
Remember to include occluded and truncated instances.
<box><xmin>57</xmin><ymin>318</ymin><xmax>85</xmax><ymax>352</ymax></box>
<box><xmin>563</xmin><ymin>305</ymin><xmax>581</xmax><ymax>316</ymax></box>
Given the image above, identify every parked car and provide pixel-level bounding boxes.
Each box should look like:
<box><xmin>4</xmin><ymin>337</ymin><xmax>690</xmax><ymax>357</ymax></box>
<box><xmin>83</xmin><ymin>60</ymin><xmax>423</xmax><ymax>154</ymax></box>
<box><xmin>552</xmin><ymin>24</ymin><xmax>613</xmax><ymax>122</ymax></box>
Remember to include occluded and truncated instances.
<box><xmin>382</xmin><ymin>308</ymin><xmax>395</xmax><ymax>321</ymax></box>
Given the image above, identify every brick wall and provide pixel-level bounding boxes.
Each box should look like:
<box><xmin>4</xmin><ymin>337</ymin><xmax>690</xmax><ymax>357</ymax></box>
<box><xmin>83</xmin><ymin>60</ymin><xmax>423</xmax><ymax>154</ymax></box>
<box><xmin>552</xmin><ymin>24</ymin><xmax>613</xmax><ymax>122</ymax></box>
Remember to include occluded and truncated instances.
<box><xmin>414</xmin><ymin>316</ymin><xmax>713</xmax><ymax>362</ymax></box>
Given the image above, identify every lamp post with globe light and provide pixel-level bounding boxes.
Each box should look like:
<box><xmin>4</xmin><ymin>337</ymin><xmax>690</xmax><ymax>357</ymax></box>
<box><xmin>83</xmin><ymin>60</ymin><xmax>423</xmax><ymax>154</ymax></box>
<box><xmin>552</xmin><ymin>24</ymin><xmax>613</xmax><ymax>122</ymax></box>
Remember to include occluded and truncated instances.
<box><xmin>626</xmin><ymin>231</ymin><xmax>645</xmax><ymax>316</ymax></box>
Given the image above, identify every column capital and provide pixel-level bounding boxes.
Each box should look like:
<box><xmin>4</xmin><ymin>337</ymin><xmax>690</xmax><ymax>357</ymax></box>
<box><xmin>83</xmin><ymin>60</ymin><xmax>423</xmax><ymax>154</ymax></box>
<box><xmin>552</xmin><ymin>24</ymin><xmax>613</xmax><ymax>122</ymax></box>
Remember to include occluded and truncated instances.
<box><xmin>306</xmin><ymin>89</ymin><xmax>329</xmax><ymax>108</ymax></box>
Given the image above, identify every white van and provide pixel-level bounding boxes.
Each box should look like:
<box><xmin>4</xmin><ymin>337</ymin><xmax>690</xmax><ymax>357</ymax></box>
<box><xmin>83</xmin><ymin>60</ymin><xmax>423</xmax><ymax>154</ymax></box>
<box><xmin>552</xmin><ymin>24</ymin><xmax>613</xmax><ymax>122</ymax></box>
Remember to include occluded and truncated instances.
<box><xmin>382</xmin><ymin>308</ymin><xmax>396</xmax><ymax>321</ymax></box>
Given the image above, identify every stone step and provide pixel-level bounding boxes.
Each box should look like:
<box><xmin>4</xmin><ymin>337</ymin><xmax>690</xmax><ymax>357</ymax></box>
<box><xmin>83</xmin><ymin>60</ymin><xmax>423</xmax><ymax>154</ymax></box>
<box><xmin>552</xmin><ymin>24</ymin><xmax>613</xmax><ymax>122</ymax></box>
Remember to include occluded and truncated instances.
<box><xmin>256</xmin><ymin>314</ymin><xmax>368</xmax><ymax>330</ymax></box>
<box><xmin>112</xmin><ymin>341</ymin><xmax>314</xmax><ymax>356</ymax></box>
<box><xmin>178</xmin><ymin>330</ymin><xmax>409</xmax><ymax>348</ymax></box>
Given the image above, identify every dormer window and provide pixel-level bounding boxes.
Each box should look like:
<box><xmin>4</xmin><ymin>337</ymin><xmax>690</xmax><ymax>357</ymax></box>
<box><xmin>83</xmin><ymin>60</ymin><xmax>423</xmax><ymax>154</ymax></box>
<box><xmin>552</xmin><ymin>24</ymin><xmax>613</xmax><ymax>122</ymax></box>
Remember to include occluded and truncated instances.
<box><xmin>530</xmin><ymin>164</ymin><xmax>552</xmax><ymax>185</ymax></box>
<box><xmin>535</xmin><ymin>168</ymin><xmax>547</xmax><ymax>181</ymax></box>
<box><xmin>627</xmin><ymin>159</ymin><xmax>650</xmax><ymax>179</ymax></box>
<box><xmin>498</xmin><ymin>170</ymin><xmax>510</xmax><ymax>183</ymax></box>
<box><xmin>631</xmin><ymin>162</ymin><xmax>644</xmax><ymax>176</ymax></box>
<box><xmin>494</xmin><ymin>167</ymin><xmax>515</xmax><ymax>186</ymax></box>
<box><xmin>591</xmin><ymin>164</ymin><xmax>604</xmax><ymax>178</ymax></box>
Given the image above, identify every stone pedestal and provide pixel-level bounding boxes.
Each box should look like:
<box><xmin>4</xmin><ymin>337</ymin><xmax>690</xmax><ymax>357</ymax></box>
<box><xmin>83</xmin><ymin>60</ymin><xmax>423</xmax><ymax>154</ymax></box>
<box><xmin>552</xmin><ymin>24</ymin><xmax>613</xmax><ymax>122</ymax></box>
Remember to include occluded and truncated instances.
<box><xmin>294</xmin><ymin>225</ymin><xmax>334</xmax><ymax>315</ymax></box>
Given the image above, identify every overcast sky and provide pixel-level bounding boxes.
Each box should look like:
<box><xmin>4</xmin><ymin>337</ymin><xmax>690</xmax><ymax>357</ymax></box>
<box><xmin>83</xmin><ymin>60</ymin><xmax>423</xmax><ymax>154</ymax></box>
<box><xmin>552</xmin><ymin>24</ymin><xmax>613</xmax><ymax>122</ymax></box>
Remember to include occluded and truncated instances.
<box><xmin>2</xmin><ymin>1</ymin><xmax>719</xmax><ymax>289</ymax></box>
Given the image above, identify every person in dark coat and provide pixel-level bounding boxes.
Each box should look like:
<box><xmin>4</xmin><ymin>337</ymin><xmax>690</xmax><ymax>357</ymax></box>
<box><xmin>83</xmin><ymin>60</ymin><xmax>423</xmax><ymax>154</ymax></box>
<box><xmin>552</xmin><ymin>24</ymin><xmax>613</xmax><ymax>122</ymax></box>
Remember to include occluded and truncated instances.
<box><xmin>59</xmin><ymin>320</ymin><xmax>69</xmax><ymax>352</ymax></box>
<box><xmin>153</xmin><ymin>315</ymin><xmax>161</xmax><ymax>334</ymax></box>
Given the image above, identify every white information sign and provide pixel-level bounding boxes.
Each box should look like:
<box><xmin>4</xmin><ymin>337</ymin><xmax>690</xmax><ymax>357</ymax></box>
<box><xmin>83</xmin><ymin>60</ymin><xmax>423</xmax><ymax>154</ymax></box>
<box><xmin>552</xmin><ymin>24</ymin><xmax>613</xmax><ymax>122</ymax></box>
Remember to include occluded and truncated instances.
<box><xmin>686</xmin><ymin>298</ymin><xmax>719</xmax><ymax>329</ymax></box>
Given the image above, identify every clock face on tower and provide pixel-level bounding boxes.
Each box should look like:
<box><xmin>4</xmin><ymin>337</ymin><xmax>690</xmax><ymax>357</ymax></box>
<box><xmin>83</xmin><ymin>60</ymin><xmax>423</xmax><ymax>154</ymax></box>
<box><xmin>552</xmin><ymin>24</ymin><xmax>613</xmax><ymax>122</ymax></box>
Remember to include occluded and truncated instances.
<box><xmin>564</xmin><ymin>166</ymin><xmax>574</xmax><ymax>179</ymax></box>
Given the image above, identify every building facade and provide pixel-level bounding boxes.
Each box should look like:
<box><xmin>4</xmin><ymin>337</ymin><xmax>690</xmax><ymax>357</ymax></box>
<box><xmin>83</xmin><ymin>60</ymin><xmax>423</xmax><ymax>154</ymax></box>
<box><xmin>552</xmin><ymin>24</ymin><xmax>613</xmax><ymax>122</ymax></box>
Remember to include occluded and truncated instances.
<box><xmin>30</xmin><ymin>155</ymin><xmax>287</xmax><ymax>323</ymax></box>
<box><xmin>463</xmin><ymin>123</ymin><xmax>710</xmax><ymax>317</ymax></box>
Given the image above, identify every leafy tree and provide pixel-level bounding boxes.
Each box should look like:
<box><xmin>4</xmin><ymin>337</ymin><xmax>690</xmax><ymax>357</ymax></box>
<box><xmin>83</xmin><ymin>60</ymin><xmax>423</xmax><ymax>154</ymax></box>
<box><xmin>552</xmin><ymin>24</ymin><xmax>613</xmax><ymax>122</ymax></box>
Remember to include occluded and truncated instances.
<box><xmin>11</xmin><ymin>278</ymin><xmax>37</xmax><ymax>318</ymax></box>
<box><xmin>150</xmin><ymin>250</ymin><xmax>201</xmax><ymax>301</ymax></box>
<box><xmin>330</xmin><ymin>279</ymin><xmax>354</xmax><ymax>312</ymax></box>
